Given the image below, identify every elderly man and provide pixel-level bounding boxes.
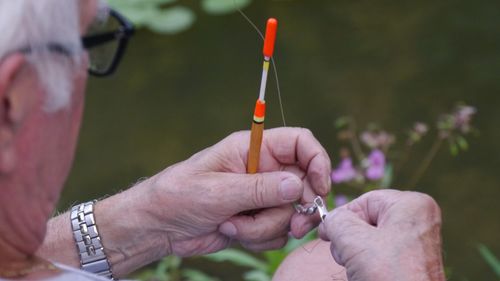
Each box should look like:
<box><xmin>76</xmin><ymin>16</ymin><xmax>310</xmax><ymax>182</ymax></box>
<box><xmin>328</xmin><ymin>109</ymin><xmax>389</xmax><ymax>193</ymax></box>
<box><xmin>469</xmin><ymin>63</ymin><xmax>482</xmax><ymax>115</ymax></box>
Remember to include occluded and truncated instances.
<box><xmin>0</xmin><ymin>1</ymin><xmax>445</xmax><ymax>280</ymax></box>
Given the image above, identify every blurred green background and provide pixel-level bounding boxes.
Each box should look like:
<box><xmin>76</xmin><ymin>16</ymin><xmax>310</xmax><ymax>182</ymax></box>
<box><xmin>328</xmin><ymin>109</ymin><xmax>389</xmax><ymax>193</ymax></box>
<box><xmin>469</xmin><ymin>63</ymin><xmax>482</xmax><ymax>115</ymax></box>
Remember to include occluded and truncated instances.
<box><xmin>57</xmin><ymin>0</ymin><xmax>500</xmax><ymax>280</ymax></box>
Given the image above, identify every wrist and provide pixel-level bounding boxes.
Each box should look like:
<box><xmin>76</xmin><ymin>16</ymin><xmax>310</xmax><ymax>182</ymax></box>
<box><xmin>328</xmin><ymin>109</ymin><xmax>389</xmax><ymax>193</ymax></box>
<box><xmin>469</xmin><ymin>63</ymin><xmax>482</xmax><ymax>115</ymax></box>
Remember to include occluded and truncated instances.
<box><xmin>368</xmin><ymin>237</ymin><xmax>445</xmax><ymax>281</ymax></box>
<box><xmin>94</xmin><ymin>177</ymin><xmax>173</xmax><ymax>277</ymax></box>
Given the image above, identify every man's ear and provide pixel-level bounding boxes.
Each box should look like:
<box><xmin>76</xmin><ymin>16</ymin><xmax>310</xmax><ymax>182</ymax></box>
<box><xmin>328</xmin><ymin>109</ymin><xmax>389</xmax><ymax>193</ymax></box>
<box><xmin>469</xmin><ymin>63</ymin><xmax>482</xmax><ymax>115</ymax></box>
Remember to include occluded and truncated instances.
<box><xmin>0</xmin><ymin>53</ymin><xmax>27</xmax><ymax>174</ymax></box>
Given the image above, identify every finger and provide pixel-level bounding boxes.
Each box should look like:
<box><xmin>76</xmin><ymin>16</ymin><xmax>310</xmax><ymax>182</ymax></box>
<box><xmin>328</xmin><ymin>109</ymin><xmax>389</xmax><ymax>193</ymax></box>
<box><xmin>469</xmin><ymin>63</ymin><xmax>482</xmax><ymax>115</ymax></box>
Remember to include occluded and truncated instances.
<box><xmin>281</xmin><ymin>165</ymin><xmax>316</xmax><ymax>201</ymax></box>
<box><xmin>351</xmin><ymin>190</ymin><xmax>441</xmax><ymax>227</ymax></box>
<box><xmin>241</xmin><ymin>235</ymin><xmax>289</xmax><ymax>252</ymax></box>
<box><xmin>214</xmin><ymin>171</ymin><xmax>303</xmax><ymax>212</ymax></box>
<box><xmin>228</xmin><ymin>128</ymin><xmax>331</xmax><ymax>196</ymax></box>
<box><xmin>318</xmin><ymin>223</ymin><xmax>329</xmax><ymax>241</ymax></box>
<box><xmin>280</xmin><ymin>165</ymin><xmax>305</xmax><ymax>181</ymax></box>
<box><xmin>342</xmin><ymin>189</ymin><xmax>407</xmax><ymax>226</ymax></box>
<box><xmin>330</xmin><ymin>243</ymin><xmax>342</xmax><ymax>265</ymax></box>
<box><xmin>281</xmin><ymin>164</ymin><xmax>321</xmax><ymax>205</ymax></box>
<box><xmin>317</xmin><ymin>208</ymin><xmax>376</xmax><ymax>267</ymax></box>
<box><xmin>261</xmin><ymin>128</ymin><xmax>332</xmax><ymax>196</ymax></box>
<box><xmin>290</xmin><ymin>209</ymin><xmax>322</xmax><ymax>239</ymax></box>
<box><xmin>322</xmin><ymin>207</ymin><xmax>375</xmax><ymax>245</ymax></box>
<box><xmin>219</xmin><ymin>205</ymin><xmax>294</xmax><ymax>242</ymax></box>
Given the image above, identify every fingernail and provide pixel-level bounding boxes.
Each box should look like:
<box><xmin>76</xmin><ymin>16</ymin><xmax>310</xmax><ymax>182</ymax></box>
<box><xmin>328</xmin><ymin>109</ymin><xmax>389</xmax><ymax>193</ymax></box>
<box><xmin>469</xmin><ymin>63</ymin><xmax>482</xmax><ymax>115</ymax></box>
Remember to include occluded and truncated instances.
<box><xmin>325</xmin><ymin>175</ymin><xmax>332</xmax><ymax>194</ymax></box>
<box><xmin>219</xmin><ymin>222</ymin><xmax>237</xmax><ymax>237</ymax></box>
<box><xmin>280</xmin><ymin>177</ymin><xmax>302</xmax><ymax>201</ymax></box>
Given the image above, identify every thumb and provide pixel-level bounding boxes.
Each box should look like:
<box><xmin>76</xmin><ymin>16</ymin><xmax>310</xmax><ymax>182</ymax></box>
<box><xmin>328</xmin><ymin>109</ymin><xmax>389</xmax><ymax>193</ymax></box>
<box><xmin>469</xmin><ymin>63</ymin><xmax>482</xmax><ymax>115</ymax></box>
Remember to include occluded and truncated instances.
<box><xmin>218</xmin><ymin>171</ymin><xmax>303</xmax><ymax>212</ymax></box>
<box><xmin>318</xmin><ymin>207</ymin><xmax>375</xmax><ymax>266</ymax></box>
<box><xmin>319</xmin><ymin>207</ymin><xmax>373</xmax><ymax>244</ymax></box>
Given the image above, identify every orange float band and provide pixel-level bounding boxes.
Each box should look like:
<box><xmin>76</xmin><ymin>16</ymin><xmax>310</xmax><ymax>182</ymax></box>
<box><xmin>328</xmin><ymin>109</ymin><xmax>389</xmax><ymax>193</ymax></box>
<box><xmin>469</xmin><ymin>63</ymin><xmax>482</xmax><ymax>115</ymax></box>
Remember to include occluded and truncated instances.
<box><xmin>253</xmin><ymin>99</ymin><xmax>266</xmax><ymax>123</ymax></box>
<box><xmin>263</xmin><ymin>18</ymin><xmax>278</xmax><ymax>58</ymax></box>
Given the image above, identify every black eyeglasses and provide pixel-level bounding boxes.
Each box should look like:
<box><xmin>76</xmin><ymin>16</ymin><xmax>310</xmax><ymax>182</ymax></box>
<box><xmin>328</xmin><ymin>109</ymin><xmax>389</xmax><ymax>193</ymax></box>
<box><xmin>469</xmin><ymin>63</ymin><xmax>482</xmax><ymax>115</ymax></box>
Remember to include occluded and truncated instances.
<box><xmin>16</xmin><ymin>9</ymin><xmax>134</xmax><ymax>77</ymax></box>
<box><xmin>82</xmin><ymin>9</ymin><xmax>134</xmax><ymax>77</ymax></box>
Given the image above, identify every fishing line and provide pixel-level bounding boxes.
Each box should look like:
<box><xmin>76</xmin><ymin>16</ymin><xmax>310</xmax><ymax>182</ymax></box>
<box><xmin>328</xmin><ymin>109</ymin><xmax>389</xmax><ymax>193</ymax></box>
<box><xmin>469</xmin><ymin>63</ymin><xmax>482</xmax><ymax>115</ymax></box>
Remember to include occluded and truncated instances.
<box><xmin>234</xmin><ymin>1</ymin><xmax>325</xmax><ymax>254</ymax></box>
<box><xmin>235</xmin><ymin>3</ymin><xmax>287</xmax><ymax>127</ymax></box>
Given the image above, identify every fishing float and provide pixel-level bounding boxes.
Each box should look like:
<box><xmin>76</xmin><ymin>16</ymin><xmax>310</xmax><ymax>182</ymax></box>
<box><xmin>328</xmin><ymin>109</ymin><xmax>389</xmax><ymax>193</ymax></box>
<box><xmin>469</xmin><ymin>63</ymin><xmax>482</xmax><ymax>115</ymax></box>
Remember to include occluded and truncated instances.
<box><xmin>247</xmin><ymin>18</ymin><xmax>277</xmax><ymax>174</ymax></box>
<box><xmin>244</xmin><ymin>17</ymin><xmax>325</xmax><ymax>218</ymax></box>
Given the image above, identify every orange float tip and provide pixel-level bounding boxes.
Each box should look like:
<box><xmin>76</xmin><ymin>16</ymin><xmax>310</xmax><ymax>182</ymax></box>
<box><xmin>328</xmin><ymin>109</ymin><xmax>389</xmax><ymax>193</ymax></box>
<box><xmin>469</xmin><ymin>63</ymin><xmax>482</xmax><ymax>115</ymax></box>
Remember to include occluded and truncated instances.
<box><xmin>253</xmin><ymin>99</ymin><xmax>266</xmax><ymax>119</ymax></box>
<box><xmin>263</xmin><ymin>18</ymin><xmax>278</xmax><ymax>58</ymax></box>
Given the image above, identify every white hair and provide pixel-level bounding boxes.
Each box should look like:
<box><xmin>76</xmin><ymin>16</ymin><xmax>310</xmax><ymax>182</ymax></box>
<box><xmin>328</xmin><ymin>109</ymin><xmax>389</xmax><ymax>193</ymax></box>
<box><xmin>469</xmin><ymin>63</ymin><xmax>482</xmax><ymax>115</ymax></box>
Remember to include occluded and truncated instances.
<box><xmin>0</xmin><ymin>0</ymin><xmax>82</xmax><ymax>111</ymax></box>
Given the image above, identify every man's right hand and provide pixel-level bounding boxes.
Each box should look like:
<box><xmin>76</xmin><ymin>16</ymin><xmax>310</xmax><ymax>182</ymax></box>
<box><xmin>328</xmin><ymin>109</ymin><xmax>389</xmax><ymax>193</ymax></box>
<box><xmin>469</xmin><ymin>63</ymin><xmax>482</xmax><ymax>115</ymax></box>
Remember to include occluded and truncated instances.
<box><xmin>38</xmin><ymin>128</ymin><xmax>331</xmax><ymax>278</ymax></box>
<box><xmin>318</xmin><ymin>190</ymin><xmax>446</xmax><ymax>281</ymax></box>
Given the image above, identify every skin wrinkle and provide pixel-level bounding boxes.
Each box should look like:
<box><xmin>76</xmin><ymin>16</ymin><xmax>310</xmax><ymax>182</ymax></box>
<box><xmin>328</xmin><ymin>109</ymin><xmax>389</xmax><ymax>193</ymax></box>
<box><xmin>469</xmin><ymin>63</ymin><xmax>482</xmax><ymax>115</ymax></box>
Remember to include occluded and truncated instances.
<box><xmin>242</xmin><ymin>236</ymin><xmax>288</xmax><ymax>252</ymax></box>
<box><xmin>252</xmin><ymin>173</ymin><xmax>266</xmax><ymax>208</ymax></box>
<box><xmin>3</xmin><ymin>181</ymin><xmax>48</xmax><ymax>254</ymax></box>
<box><xmin>112</xmin><ymin>230</ymin><xmax>165</xmax><ymax>272</ymax></box>
<box><xmin>329</xmin><ymin>267</ymin><xmax>347</xmax><ymax>281</ymax></box>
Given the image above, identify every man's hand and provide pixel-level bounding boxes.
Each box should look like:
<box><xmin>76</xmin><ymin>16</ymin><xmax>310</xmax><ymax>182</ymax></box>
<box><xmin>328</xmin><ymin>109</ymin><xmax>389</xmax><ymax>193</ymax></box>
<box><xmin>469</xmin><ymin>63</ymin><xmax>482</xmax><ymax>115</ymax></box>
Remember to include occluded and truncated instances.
<box><xmin>144</xmin><ymin>127</ymin><xmax>331</xmax><ymax>256</ymax></box>
<box><xmin>318</xmin><ymin>190</ymin><xmax>445</xmax><ymax>281</ymax></box>
<box><xmin>52</xmin><ymin>127</ymin><xmax>331</xmax><ymax>276</ymax></box>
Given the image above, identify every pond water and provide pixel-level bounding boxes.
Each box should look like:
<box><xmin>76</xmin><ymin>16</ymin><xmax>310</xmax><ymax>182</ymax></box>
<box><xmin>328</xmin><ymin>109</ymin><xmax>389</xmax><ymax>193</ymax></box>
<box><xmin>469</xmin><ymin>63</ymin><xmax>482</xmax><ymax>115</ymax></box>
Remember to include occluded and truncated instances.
<box><xmin>59</xmin><ymin>0</ymin><xmax>500</xmax><ymax>280</ymax></box>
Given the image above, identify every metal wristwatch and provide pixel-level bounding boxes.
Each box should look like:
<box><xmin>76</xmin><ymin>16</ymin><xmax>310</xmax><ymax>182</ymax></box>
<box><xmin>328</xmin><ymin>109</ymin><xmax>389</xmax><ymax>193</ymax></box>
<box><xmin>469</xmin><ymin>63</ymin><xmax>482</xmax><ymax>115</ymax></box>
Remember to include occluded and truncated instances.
<box><xmin>71</xmin><ymin>201</ymin><xmax>114</xmax><ymax>279</ymax></box>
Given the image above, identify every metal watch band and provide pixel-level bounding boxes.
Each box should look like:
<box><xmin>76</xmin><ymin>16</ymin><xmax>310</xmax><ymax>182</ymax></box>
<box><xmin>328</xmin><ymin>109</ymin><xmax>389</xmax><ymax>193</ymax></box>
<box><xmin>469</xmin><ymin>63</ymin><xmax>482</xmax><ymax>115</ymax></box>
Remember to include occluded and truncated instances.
<box><xmin>71</xmin><ymin>201</ymin><xmax>114</xmax><ymax>280</ymax></box>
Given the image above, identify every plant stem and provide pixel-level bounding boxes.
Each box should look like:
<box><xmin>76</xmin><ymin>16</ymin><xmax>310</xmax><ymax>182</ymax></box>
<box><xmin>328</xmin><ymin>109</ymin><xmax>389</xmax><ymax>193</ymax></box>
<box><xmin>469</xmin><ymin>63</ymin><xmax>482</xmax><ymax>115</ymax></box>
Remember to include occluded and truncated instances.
<box><xmin>348</xmin><ymin>119</ymin><xmax>365</xmax><ymax>162</ymax></box>
<box><xmin>407</xmin><ymin>137</ymin><xmax>443</xmax><ymax>189</ymax></box>
<box><xmin>394</xmin><ymin>143</ymin><xmax>413</xmax><ymax>179</ymax></box>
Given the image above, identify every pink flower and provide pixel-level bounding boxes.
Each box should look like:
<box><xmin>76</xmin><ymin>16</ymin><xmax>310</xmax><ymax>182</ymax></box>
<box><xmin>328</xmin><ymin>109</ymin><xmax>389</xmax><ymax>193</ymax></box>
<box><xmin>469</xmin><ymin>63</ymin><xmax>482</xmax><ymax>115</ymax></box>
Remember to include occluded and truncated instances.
<box><xmin>334</xmin><ymin>195</ymin><xmax>349</xmax><ymax>207</ymax></box>
<box><xmin>407</xmin><ymin>122</ymin><xmax>429</xmax><ymax>145</ymax></box>
<box><xmin>331</xmin><ymin>158</ymin><xmax>356</xmax><ymax>184</ymax></box>
<box><xmin>454</xmin><ymin>106</ymin><xmax>476</xmax><ymax>133</ymax></box>
<box><xmin>360</xmin><ymin>131</ymin><xmax>395</xmax><ymax>150</ymax></box>
<box><xmin>414</xmin><ymin>122</ymin><xmax>428</xmax><ymax>135</ymax></box>
<box><xmin>365</xmin><ymin>150</ymin><xmax>386</xmax><ymax>181</ymax></box>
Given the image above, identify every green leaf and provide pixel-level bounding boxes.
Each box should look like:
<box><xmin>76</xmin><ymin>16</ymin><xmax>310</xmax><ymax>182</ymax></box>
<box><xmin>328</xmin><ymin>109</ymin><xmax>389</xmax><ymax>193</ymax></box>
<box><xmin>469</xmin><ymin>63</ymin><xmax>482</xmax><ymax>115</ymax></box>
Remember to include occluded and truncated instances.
<box><xmin>263</xmin><ymin>250</ymin><xmax>287</xmax><ymax>274</ymax></box>
<box><xmin>262</xmin><ymin>232</ymin><xmax>319</xmax><ymax>273</ymax></box>
<box><xmin>380</xmin><ymin>163</ymin><xmax>393</xmax><ymax>188</ymax></box>
<box><xmin>243</xmin><ymin>270</ymin><xmax>271</xmax><ymax>281</ymax></box>
<box><xmin>107</xmin><ymin>4</ymin><xmax>157</xmax><ymax>25</ymax></box>
<box><xmin>130</xmin><ymin>268</ymin><xmax>157</xmax><ymax>281</ymax></box>
<box><xmin>182</xmin><ymin>269</ymin><xmax>221</xmax><ymax>281</ymax></box>
<box><xmin>107</xmin><ymin>0</ymin><xmax>195</xmax><ymax>34</ymax></box>
<box><xmin>204</xmin><ymin>249</ymin><xmax>268</xmax><ymax>271</ymax></box>
<box><xmin>477</xmin><ymin>244</ymin><xmax>500</xmax><ymax>277</ymax></box>
<box><xmin>284</xmin><ymin>233</ymin><xmax>316</xmax><ymax>253</ymax></box>
<box><xmin>335</xmin><ymin>116</ymin><xmax>350</xmax><ymax>129</ymax></box>
<box><xmin>155</xmin><ymin>256</ymin><xmax>182</xmax><ymax>281</ymax></box>
<box><xmin>456</xmin><ymin>136</ymin><xmax>469</xmax><ymax>151</ymax></box>
<box><xmin>449</xmin><ymin>142</ymin><xmax>459</xmax><ymax>156</ymax></box>
<box><xmin>145</xmin><ymin>6</ymin><xmax>196</xmax><ymax>34</ymax></box>
<box><xmin>202</xmin><ymin>0</ymin><xmax>252</xmax><ymax>15</ymax></box>
<box><xmin>107</xmin><ymin>0</ymin><xmax>177</xmax><ymax>8</ymax></box>
<box><xmin>444</xmin><ymin>266</ymin><xmax>453</xmax><ymax>279</ymax></box>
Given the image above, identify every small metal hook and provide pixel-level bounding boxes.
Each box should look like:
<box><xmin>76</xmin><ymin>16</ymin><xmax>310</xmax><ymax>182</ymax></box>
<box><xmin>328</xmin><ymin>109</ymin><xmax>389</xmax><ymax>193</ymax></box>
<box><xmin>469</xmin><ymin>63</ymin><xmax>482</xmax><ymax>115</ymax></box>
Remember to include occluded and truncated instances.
<box><xmin>313</xmin><ymin>196</ymin><xmax>328</xmax><ymax>222</ymax></box>
<box><xmin>294</xmin><ymin>203</ymin><xmax>317</xmax><ymax>215</ymax></box>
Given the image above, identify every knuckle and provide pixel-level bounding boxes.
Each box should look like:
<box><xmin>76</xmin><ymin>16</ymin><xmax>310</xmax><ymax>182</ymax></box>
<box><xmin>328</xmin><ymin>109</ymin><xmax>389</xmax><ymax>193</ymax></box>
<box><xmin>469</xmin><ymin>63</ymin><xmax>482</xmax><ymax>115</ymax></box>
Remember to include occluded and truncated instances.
<box><xmin>251</xmin><ymin>175</ymin><xmax>267</xmax><ymax>207</ymax></box>
<box><xmin>405</xmin><ymin>192</ymin><xmax>442</xmax><ymax>225</ymax></box>
<box><xmin>417</xmin><ymin>193</ymin><xmax>442</xmax><ymax>218</ymax></box>
<box><xmin>412</xmin><ymin>192</ymin><xmax>438</xmax><ymax>210</ymax></box>
<box><xmin>300</xmin><ymin>128</ymin><xmax>314</xmax><ymax>138</ymax></box>
<box><xmin>228</xmin><ymin>130</ymin><xmax>245</xmax><ymax>139</ymax></box>
<box><xmin>227</xmin><ymin>131</ymin><xmax>238</xmax><ymax>139</ymax></box>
